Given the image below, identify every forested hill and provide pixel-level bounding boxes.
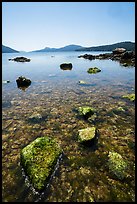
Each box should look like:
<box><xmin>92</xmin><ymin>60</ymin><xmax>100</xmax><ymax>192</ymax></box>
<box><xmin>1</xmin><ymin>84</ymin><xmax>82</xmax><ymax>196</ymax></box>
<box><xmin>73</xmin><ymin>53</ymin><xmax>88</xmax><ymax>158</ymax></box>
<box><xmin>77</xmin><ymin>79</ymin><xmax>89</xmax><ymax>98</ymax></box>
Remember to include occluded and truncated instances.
<box><xmin>76</xmin><ymin>41</ymin><xmax>135</xmax><ymax>51</ymax></box>
<box><xmin>2</xmin><ymin>45</ymin><xmax>19</xmax><ymax>53</ymax></box>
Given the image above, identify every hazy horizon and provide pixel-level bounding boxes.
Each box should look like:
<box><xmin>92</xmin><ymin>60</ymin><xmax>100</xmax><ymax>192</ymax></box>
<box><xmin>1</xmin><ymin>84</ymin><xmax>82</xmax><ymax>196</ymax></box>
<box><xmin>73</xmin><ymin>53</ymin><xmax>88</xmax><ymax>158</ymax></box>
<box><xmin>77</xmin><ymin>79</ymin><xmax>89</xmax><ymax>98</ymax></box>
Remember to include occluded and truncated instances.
<box><xmin>2</xmin><ymin>2</ymin><xmax>135</xmax><ymax>52</ymax></box>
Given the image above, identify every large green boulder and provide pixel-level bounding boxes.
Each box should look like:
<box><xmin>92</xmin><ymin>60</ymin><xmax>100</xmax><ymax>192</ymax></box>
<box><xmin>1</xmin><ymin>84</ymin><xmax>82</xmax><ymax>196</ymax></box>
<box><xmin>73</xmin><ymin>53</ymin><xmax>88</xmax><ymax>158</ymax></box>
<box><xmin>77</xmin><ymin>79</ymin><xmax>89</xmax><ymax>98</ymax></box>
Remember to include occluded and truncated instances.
<box><xmin>122</xmin><ymin>93</ymin><xmax>135</xmax><ymax>102</ymax></box>
<box><xmin>87</xmin><ymin>67</ymin><xmax>101</xmax><ymax>74</ymax></box>
<box><xmin>20</xmin><ymin>136</ymin><xmax>62</xmax><ymax>191</ymax></box>
<box><xmin>78</xmin><ymin>106</ymin><xmax>95</xmax><ymax>119</ymax></box>
<box><xmin>78</xmin><ymin>127</ymin><xmax>97</xmax><ymax>145</ymax></box>
<box><xmin>108</xmin><ymin>151</ymin><xmax>128</xmax><ymax>180</ymax></box>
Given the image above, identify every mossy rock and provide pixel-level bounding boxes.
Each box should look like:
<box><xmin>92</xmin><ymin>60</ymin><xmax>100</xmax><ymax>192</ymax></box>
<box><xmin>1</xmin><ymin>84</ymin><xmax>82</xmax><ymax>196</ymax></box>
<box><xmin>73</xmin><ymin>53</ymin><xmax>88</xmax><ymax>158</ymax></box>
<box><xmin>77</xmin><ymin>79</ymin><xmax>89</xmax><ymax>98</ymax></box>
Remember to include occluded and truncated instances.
<box><xmin>108</xmin><ymin>151</ymin><xmax>128</xmax><ymax>180</ymax></box>
<box><xmin>122</xmin><ymin>93</ymin><xmax>135</xmax><ymax>102</ymax></box>
<box><xmin>78</xmin><ymin>127</ymin><xmax>96</xmax><ymax>143</ymax></box>
<box><xmin>87</xmin><ymin>67</ymin><xmax>101</xmax><ymax>74</ymax></box>
<box><xmin>20</xmin><ymin>136</ymin><xmax>62</xmax><ymax>191</ymax></box>
<box><xmin>78</xmin><ymin>106</ymin><xmax>95</xmax><ymax>119</ymax></box>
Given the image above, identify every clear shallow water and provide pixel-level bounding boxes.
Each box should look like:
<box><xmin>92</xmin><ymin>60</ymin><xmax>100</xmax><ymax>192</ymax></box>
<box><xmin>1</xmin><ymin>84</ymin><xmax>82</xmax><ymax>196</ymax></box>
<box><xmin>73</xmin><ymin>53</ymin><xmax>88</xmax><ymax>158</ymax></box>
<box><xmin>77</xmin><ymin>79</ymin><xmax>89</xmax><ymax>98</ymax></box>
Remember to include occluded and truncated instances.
<box><xmin>2</xmin><ymin>51</ymin><xmax>135</xmax><ymax>202</ymax></box>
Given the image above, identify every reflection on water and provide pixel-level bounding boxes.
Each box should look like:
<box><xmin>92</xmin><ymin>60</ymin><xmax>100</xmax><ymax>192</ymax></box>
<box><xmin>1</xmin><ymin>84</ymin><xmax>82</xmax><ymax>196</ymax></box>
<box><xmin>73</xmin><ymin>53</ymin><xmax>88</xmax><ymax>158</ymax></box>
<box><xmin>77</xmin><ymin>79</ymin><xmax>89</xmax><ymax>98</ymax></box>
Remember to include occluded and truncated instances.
<box><xmin>2</xmin><ymin>51</ymin><xmax>135</xmax><ymax>202</ymax></box>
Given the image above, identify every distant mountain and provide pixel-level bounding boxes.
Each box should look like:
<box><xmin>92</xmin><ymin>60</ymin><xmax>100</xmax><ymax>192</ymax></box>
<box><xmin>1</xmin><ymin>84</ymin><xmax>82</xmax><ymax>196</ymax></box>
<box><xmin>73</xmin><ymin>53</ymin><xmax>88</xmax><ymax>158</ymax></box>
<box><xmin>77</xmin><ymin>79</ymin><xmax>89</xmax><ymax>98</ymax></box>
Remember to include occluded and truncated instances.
<box><xmin>33</xmin><ymin>44</ymin><xmax>84</xmax><ymax>52</ymax></box>
<box><xmin>2</xmin><ymin>45</ymin><xmax>19</xmax><ymax>53</ymax></box>
<box><xmin>76</xmin><ymin>41</ymin><xmax>135</xmax><ymax>52</ymax></box>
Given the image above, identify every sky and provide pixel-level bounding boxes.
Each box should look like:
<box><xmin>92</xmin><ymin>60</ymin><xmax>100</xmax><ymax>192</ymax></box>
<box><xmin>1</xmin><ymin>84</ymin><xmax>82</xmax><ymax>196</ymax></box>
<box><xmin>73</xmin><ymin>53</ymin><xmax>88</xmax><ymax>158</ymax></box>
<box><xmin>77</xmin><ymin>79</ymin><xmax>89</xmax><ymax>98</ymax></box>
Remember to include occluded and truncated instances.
<box><xmin>2</xmin><ymin>2</ymin><xmax>135</xmax><ymax>52</ymax></box>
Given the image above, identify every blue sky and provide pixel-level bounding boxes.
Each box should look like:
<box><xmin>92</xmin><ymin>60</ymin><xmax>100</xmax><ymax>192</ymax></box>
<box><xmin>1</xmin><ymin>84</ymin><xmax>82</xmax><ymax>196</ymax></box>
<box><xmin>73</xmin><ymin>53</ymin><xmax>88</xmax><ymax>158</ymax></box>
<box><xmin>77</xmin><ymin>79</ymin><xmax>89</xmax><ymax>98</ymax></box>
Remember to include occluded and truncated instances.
<box><xmin>2</xmin><ymin>2</ymin><xmax>135</xmax><ymax>51</ymax></box>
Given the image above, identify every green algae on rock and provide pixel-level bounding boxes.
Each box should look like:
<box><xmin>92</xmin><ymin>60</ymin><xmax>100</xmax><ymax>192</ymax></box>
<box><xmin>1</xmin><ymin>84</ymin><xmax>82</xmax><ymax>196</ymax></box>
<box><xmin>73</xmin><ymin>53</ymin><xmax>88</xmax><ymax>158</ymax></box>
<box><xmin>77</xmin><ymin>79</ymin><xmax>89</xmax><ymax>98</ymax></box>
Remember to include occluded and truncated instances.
<box><xmin>108</xmin><ymin>151</ymin><xmax>128</xmax><ymax>180</ymax></box>
<box><xmin>87</xmin><ymin>67</ymin><xmax>101</xmax><ymax>74</ymax></box>
<box><xmin>20</xmin><ymin>136</ymin><xmax>62</xmax><ymax>191</ymax></box>
<box><xmin>122</xmin><ymin>93</ymin><xmax>135</xmax><ymax>102</ymax></box>
<box><xmin>78</xmin><ymin>106</ymin><xmax>95</xmax><ymax>119</ymax></box>
<box><xmin>78</xmin><ymin>127</ymin><xmax>97</xmax><ymax>143</ymax></box>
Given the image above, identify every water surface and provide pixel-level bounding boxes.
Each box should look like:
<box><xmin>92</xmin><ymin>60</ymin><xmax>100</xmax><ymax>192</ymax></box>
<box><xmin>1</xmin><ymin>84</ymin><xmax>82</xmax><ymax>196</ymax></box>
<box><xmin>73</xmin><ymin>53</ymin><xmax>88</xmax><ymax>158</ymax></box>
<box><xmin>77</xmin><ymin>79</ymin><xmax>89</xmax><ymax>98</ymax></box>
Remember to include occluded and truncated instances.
<box><xmin>2</xmin><ymin>51</ymin><xmax>135</xmax><ymax>202</ymax></box>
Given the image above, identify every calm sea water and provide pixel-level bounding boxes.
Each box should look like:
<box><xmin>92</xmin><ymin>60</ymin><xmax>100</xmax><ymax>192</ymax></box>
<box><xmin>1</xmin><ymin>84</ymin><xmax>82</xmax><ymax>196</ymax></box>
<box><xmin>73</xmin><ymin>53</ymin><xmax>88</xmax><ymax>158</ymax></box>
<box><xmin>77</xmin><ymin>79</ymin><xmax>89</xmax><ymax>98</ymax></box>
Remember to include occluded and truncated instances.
<box><xmin>2</xmin><ymin>51</ymin><xmax>135</xmax><ymax>202</ymax></box>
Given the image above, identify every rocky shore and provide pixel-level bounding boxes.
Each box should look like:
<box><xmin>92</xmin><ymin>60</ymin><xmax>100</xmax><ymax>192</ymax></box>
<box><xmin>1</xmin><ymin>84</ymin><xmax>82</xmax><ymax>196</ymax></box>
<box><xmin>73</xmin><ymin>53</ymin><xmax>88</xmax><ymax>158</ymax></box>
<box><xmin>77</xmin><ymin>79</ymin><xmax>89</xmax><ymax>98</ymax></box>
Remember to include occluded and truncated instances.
<box><xmin>78</xmin><ymin>48</ymin><xmax>135</xmax><ymax>67</ymax></box>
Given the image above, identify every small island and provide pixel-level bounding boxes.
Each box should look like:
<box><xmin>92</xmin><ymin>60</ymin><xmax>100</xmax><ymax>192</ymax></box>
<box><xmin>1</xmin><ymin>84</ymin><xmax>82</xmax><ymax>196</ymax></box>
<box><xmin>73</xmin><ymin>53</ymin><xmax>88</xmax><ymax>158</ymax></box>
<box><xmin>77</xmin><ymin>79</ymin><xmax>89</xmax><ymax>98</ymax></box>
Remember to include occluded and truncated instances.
<box><xmin>8</xmin><ymin>56</ymin><xmax>31</xmax><ymax>62</ymax></box>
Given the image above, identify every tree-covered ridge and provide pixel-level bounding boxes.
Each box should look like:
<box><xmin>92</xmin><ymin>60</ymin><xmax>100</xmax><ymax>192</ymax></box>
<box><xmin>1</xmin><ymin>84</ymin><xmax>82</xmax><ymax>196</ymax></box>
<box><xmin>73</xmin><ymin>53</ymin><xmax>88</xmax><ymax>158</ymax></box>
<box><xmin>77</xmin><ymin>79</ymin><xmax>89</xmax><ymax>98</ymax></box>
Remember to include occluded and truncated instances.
<box><xmin>76</xmin><ymin>41</ymin><xmax>135</xmax><ymax>51</ymax></box>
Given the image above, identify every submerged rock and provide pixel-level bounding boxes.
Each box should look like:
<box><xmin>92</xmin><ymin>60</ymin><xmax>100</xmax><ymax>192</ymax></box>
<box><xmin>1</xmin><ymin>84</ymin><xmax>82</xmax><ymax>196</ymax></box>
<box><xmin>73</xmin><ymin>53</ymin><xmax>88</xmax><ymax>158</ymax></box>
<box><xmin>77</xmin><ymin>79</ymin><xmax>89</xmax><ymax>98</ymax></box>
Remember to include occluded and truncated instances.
<box><xmin>78</xmin><ymin>106</ymin><xmax>95</xmax><ymax>119</ymax></box>
<box><xmin>16</xmin><ymin>76</ymin><xmax>31</xmax><ymax>88</ymax></box>
<box><xmin>28</xmin><ymin>113</ymin><xmax>43</xmax><ymax>123</ymax></box>
<box><xmin>122</xmin><ymin>93</ymin><xmax>135</xmax><ymax>102</ymax></box>
<box><xmin>78</xmin><ymin>127</ymin><xmax>97</xmax><ymax>145</ymax></box>
<box><xmin>8</xmin><ymin>56</ymin><xmax>31</xmax><ymax>62</ymax></box>
<box><xmin>87</xmin><ymin>67</ymin><xmax>101</xmax><ymax>74</ymax></box>
<box><xmin>108</xmin><ymin>151</ymin><xmax>128</xmax><ymax>180</ymax></box>
<box><xmin>20</xmin><ymin>136</ymin><xmax>62</xmax><ymax>191</ymax></box>
<box><xmin>60</xmin><ymin>63</ymin><xmax>72</xmax><ymax>70</ymax></box>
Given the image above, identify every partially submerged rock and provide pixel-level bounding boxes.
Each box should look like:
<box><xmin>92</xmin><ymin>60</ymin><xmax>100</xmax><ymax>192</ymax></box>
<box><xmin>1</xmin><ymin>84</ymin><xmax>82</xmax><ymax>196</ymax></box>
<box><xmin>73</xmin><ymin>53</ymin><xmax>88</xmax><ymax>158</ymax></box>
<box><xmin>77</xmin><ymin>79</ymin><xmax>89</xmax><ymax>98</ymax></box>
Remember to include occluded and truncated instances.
<box><xmin>87</xmin><ymin>67</ymin><xmax>101</xmax><ymax>74</ymax></box>
<box><xmin>20</xmin><ymin>136</ymin><xmax>62</xmax><ymax>191</ymax></box>
<box><xmin>78</xmin><ymin>127</ymin><xmax>97</xmax><ymax>145</ymax></box>
<box><xmin>78</xmin><ymin>80</ymin><xmax>88</xmax><ymax>85</ymax></box>
<box><xmin>122</xmin><ymin>93</ymin><xmax>135</xmax><ymax>102</ymax></box>
<box><xmin>78</xmin><ymin>106</ymin><xmax>95</xmax><ymax>119</ymax></box>
<box><xmin>60</xmin><ymin>63</ymin><xmax>72</xmax><ymax>70</ymax></box>
<box><xmin>9</xmin><ymin>56</ymin><xmax>31</xmax><ymax>62</ymax></box>
<box><xmin>108</xmin><ymin>151</ymin><xmax>128</xmax><ymax>180</ymax></box>
<box><xmin>2</xmin><ymin>80</ymin><xmax>10</xmax><ymax>84</ymax></box>
<box><xmin>16</xmin><ymin>76</ymin><xmax>31</xmax><ymax>88</ymax></box>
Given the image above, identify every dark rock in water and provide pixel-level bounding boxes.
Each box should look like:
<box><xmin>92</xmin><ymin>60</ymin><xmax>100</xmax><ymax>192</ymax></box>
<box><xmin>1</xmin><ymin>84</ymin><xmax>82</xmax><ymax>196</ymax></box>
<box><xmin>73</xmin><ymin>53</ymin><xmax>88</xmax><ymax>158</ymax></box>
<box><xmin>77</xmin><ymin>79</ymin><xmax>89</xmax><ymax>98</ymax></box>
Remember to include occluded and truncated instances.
<box><xmin>16</xmin><ymin>76</ymin><xmax>31</xmax><ymax>88</ymax></box>
<box><xmin>8</xmin><ymin>56</ymin><xmax>31</xmax><ymax>62</ymax></box>
<box><xmin>78</xmin><ymin>54</ymin><xmax>95</xmax><ymax>60</ymax></box>
<box><xmin>60</xmin><ymin>63</ymin><xmax>72</xmax><ymax>70</ymax></box>
<box><xmin>20</xmin><ymin>136</ymin><xmax>62</xmax><ymax>191</ymax></box>
<box><xmin>87</xmin><ymin>67</ymin><xmax>101</xmax><ymax>74</ymax></box>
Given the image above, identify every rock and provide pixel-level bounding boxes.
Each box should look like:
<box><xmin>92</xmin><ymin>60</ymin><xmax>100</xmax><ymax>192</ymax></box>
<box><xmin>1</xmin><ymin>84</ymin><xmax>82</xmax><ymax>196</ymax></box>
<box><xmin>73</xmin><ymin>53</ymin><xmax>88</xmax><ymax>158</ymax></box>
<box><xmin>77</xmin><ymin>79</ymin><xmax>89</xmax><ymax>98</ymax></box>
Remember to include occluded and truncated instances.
<box><xmin>108</xmin><ymin>151</ymin><xmax>128</xmax><ymax>180</ymax></box>
<box><xmin>28</xmin><ymin>113</ymin><xmax>43</xmax><ymax>123</ymax></box>
<box><xmin>60</xmin><ymin>63</ymin><xmax>72</xmax><ymax>70</ymax></box>
<box><xmin>8</xmin><ymin>56</ymin><xmax>31</xmax><ymax>62</ymax></box>
<box><xmin>78</xmin><ymin>80</ymin><xmax>88</xmax><ymax>85</ymax></box>
<box><xmin>16</xmin><ymin>76</ymin><xmax>31</xmax><ymax>88</ymax></box>
<box><xmin>112</xmin><ymin>48</ymin><xmax>126</xmax><ymax>54</ymax></box>
<box><xmin>122</xmin><ymin>93</ymin><xmax>135</xmax><ymax>102</ymax></box>
<box><xmin>20</xmin><ymin>136</ymin><xmax>62</xmax><ymax>191</ymax></box>
<box><xmin>78</xmin><ymin>54</ymin><xmax>95</xmax><ymax>60</ymax></box>
<box><xmin>87</xmin><ymin>67</ymin><xmax>101</xmax><ymax>74</ymax></box>
<box><xmin>78</xmin><ymin>106</ymin><xmax>95</xmax><ymax>119</ymax></box>
<box><xmin>78</xmin><ymin>127</ymin><xmax>97</xmax><ymax>144</ymax></box>
<box><xmin>2</xmin><ymin>80</ymin><xmax>10</xmax><ymax>83</ymax></box>
<box><xmin>121</xmin><ymin>51</ymin><xmax>135</xmax><ymax>60</ymax></box>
